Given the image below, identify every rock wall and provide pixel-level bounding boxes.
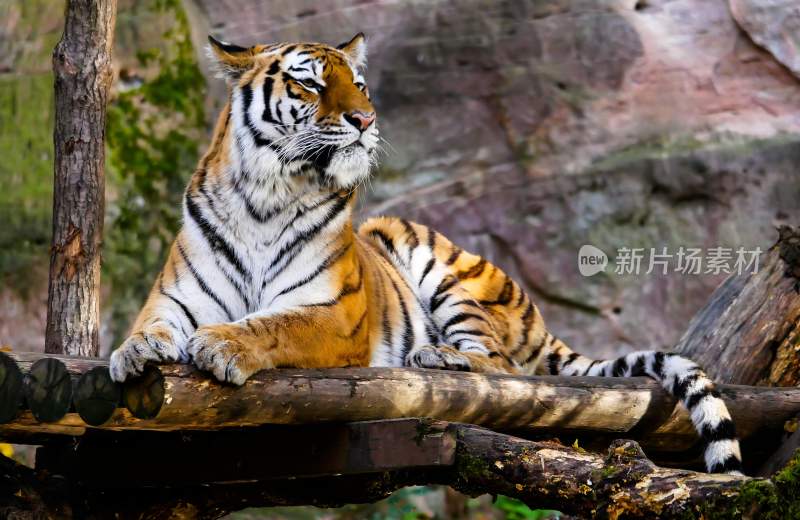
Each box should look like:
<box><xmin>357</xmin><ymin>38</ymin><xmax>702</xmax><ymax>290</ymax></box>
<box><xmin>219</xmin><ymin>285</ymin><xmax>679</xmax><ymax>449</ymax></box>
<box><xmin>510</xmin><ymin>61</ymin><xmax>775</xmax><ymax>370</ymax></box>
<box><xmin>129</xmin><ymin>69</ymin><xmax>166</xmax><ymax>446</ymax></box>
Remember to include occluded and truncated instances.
<box><xmin>188</xmin><ymin>0</ymin><xmax>800</xmax><ymax>357</ymax></box>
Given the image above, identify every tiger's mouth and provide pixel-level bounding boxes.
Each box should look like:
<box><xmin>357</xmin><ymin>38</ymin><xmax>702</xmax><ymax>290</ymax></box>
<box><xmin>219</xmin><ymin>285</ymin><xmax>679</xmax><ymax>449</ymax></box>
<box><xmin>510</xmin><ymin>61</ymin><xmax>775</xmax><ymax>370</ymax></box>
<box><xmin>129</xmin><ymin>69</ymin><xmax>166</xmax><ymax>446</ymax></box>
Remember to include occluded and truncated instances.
<box><xmin>302</xmin><ymin>140</ymin><xmax>372</xmax><ymax>188</ymax></box>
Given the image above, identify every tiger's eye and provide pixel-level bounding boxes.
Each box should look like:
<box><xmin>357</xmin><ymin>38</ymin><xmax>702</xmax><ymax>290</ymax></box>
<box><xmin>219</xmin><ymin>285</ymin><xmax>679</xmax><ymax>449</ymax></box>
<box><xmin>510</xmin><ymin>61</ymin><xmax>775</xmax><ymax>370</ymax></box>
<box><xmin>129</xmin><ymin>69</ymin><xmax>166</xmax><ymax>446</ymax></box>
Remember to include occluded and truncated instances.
<box><xmin>300</xmin><ymin>79</ymin><xmax>320</xmax><ymax>91</ymax></box>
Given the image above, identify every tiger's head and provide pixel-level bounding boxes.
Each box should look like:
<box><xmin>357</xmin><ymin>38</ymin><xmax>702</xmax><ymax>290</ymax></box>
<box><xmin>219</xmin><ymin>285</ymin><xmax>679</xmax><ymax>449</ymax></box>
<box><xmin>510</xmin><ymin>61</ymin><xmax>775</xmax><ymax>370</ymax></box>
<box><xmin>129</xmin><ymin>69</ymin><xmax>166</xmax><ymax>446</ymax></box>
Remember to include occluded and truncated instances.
<box><xmin>208</xmin><ymin>33</ymin><xmax>378</xmax><ymax>190</ymax></box>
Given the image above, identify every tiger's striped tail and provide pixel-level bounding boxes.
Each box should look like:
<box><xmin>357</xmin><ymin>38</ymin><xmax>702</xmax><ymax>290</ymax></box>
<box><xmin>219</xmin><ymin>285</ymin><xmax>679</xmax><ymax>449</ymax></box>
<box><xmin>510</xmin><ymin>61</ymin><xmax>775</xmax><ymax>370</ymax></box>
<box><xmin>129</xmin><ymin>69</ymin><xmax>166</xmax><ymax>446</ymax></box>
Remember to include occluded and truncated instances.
<box><xmin>534</xmin><ymin>336</ymin><xmax>743</xmax><ymax>474</ymax></box>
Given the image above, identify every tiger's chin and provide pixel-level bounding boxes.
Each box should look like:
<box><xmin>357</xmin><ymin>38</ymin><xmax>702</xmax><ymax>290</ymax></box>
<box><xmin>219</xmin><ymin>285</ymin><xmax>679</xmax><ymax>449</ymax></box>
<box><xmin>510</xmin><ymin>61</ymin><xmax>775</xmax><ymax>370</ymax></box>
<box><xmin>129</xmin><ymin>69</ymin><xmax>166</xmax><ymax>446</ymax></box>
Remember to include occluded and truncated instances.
<box><xmin>323</xmin><ymin>143</ymin><xmax>374</xmax><ymax>189</ymax></box>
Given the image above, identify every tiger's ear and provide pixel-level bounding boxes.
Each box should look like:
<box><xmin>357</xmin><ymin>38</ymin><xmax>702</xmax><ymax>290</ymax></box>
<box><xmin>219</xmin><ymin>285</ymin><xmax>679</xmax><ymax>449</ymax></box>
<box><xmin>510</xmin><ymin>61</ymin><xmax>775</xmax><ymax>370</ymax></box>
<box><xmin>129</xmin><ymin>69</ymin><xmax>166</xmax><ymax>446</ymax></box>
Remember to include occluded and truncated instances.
<box><xmin>337</xmin><ymin>33</ymin><xmax>367</xmax><ymax>68</ymax></box>
<box><xmin>207</xmin><ymin>35</ymin><xmax>258</xmax><ymax>81</ymax></box>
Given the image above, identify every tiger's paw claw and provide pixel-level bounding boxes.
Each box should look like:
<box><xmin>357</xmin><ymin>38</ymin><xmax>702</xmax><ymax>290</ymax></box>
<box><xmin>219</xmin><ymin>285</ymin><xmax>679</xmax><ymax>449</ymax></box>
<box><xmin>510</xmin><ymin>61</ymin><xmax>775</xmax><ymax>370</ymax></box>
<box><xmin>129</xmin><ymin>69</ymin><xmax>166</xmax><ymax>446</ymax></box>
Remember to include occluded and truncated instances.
<box><xmin>405</xmin><ymin>345</ymin><xmax>472</xmax><ymax>372</ymax></box>
<box><xmin>187</xmin><ymin>326</ymin><xmax>268</xmax><ymax>385</ymax></box>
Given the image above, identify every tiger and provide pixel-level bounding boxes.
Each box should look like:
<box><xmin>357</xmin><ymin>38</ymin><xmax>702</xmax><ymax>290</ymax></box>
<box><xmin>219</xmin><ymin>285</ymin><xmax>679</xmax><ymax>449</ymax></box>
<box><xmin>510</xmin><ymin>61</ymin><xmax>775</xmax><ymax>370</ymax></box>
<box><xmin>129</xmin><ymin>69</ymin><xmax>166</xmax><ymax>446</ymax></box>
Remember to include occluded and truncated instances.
<box><xmin>108</xmin><ymin>33</ymin><xmax>742</xmax><ymax>474</ymax></box>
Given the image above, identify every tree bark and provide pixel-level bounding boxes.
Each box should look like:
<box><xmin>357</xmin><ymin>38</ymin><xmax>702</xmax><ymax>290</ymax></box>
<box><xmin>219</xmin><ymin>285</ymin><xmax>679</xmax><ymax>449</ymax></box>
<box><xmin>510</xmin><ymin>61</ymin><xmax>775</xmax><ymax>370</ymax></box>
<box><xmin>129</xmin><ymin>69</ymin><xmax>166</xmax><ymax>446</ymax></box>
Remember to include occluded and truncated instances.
<box><xmin>46</xmin><ymin>0</ymin><xmax>117</xmax><ymax>356</ymax></box>
<box><xmin>675</xmin><ymin>226</ymin><xmax>800</xmax><ymax>385</ymax></box>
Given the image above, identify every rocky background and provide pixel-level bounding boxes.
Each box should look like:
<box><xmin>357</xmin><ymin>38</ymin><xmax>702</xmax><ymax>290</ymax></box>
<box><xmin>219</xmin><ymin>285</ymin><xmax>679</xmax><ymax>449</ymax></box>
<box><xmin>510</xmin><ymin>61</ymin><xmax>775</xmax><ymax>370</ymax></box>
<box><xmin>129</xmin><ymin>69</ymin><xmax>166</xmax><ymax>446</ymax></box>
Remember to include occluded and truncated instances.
<box><xmin>1</xmin><ymin>0</ymin><xmax>799</xmax><ymax>359</ymax></box>
<box><xmin>187</xmin><ymin>0</ymin><xmax>800</xmax><ymax>357</ymax></box>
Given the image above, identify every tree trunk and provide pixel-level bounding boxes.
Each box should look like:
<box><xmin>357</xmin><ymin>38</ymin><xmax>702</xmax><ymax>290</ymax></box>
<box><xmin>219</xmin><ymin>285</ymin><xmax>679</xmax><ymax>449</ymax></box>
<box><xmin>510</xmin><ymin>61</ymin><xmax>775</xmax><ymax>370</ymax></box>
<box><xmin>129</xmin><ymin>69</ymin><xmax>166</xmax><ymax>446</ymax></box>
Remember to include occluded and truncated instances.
<box><xmin>45</xmin><ymin>0</ymin><xmax>117</xmax><ymax>356</ymax></box>
<box><xmin>675</xmin><ymin>226</ymin><xmax>800</xmax><ymax>385</ymax></box>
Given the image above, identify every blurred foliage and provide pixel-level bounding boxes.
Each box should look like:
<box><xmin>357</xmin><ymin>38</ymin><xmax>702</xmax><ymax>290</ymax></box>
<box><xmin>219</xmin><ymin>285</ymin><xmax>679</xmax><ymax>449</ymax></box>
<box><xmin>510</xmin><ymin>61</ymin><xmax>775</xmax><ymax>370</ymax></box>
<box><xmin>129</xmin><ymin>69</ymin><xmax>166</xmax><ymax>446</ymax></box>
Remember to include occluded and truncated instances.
<box><xmin>492</xmin><ymin>496</ymin><xmax>560</xmax><ymax>520</ymax></box>
<box><xmin>0</xmin><ymin>73</ymin><xmax>54</xmax><ymax>296</ymax></box>
<box><xmin>229</xmin><ymin>487</ymin><xmax>561</xmax><ymax>519</ymax></box>
<box><xmin>104</xmin><ymin>0</ymin><xmax>206</xmax><ymax>345</ymax></box>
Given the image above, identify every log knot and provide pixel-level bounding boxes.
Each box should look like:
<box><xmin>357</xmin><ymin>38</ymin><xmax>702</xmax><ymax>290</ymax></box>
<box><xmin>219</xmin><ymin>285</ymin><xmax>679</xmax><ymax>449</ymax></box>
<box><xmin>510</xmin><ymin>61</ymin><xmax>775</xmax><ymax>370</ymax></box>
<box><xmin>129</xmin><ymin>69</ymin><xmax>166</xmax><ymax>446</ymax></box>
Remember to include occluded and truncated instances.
<box><xmin>777</xmin><ymin>225</ymin><xmax>800</xmax><ymax>280</ymax></box>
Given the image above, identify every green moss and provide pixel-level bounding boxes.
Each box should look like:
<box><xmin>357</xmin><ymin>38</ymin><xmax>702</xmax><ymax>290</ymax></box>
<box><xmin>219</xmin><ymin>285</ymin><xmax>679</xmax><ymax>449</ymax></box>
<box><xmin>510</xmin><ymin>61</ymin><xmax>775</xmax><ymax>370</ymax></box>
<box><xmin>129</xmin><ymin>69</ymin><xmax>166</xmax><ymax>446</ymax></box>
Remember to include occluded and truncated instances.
<box><xmin>413</xmin><ymin>418</ymin><xmax>436</xmax><ymax>445</ymax></box>
<box><xmin>693</xmin><ymin>451</ymin><xmax>800</xmax><ymax>519</ymax></box>
<box><xmin>454</xmin><ymin>452</ymin><xmax>494</xmax><ymax>485</ymax></box>
<box><xmin>589</xmin><ymin>133</ymin><xmax>800</xmax><ymax>174</ymax></box>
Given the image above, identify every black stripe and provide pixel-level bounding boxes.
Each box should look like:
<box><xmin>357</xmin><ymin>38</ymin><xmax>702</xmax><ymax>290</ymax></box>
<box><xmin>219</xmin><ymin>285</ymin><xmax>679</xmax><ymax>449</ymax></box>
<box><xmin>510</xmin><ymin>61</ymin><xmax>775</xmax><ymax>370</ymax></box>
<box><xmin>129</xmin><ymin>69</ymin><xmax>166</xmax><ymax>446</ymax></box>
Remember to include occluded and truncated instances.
<box><xmin>450</xmin><ymin>299</ymin><xmax>481</xmax><ymax>308</ymax></box>
<box><xmin>629</xmin><ymin>355</ymin><xmax>647</xmax><ymax>377</ymax></box>
<box><xmin>161</xmin><ymin>289</ymin><xmax>197</xmax><ymax>329</ymax></box>
<box><xmin>430</xmin><ymin>276</ymin><xmax>458</xmax><ymax>313</ymax></box>
<box><xmin>176</xmin><ymin>242</ymin><xmax>234</xmax><ymax>321</ymax></box>
<box><xmin>562</xmin><ymin>352</ymin><xmax>580</xmax><ymax>368</ymax></box>
<box><xmin>514</xmin><ymin>287</ymin><xmax>526</xmax><ymax>308</ymax></box>
<box><xmin>686</xmin><ymin>387</ymin><xmax>720</xmax><ymax>410</ymax></box>
<box><xmin>523</xmin><ymin>333</ymin><xmax>548</xmax><ymax>365</ymax></box>
<box><xmin>651</xmin><ymin>352</ymin><xmax>666</xmax><ymax>379</ymax></box>
<box><xmin>701</xmin><ymin>418</ymin><xmax>737</xmax><ymax>442</ymax></box>
<box><xmin>445</xmin><ymin>246</ymin><xmax>462</xmax><ymax>265</ymax></box>
<box><xmin>511</xmin><ymin>301</ymin><xmax>535</xmax><ymax>355</ymax></box>
<box><xmin>369</xmin><ymin>229</ymin><xmax>397</xmax><ymax>257</ymax></box>
<box><xmin>582</xmin><ymin>359</ymin><xmax>599</xmax><ymax>375</ymax></box>
<box><xmin>185</xmin><ymin>193</ymin><xmax>251</xmax><ymax>282</ymax></box>
<box><xmin>399</xmin><ymin>219</ymin><xmax>420</xmax><ymax>257</ymax></box>
<box><xmin>611</xmin><ymin>357</ymin><xmax>629</xmax><ymax>377</ymax></box>
<box><xmin>425</xmin><ymin>322</ymin><xmax>439</xmax><ymax>344</ymax></box>
<box><xmin>672</xmin><ymin>373</ymin><xmax>701</xmax><ymax>401</ymax></box>
<box><xmin>208</xmin><ymin>35</ymin><xmax>248</xmax><ymax>54</ymax></box>
<box><xmin>379</xmin><ymin>277</ymin><xmax>393</xmax><ymax>354</ymax></box>
<box><xmin>389</xmin><ymin>278</ymin><xmax>415</xmax><ymax>362</ymax></box>
<box><xmin>301</xmin><ymin>264</ymin><xmax>364</xmax><ymax>307</ymax></box>
<box><xmin>479</xmin><ymin>277</ymin><xmax>514</xmax><ymax>306</ymax></box>
<box><xmin>232</xmin><ymin>173</ymin><xmax>281</xmax><ymax>223</ymax></box>
<box><xmin>240</xmin><ymin>84</ymin><xmax>280</xmax><ymax>150</ymax></box>
<box><xmin>547</xmin><ymin>352</ymin><xmax>561</xmax><ymax>375</ymax></box>
<box><xmin>708</xmin><ymin>454</ymin><xmax>742</xmax><ymax>474</ymax></box>
<box><xmin>158</xmin><ymin>286</ymin><xmax>199</xmax><ymax>330</ymax></box>
<box><xmin>261</xmin><ymin>77</ymin><xmax>282</xmax><ymax>124</ymax></box>
<box><xmin>345</xmin><ymin>310</ymin><xmax>368</xmax><ymax>338</ymax></box>
<box><xmin>267</xmin><ymin>193</ymin><xmax>350</xmax><ymax>274</ymax></box>
<box><xmin>428</xmin><ymin>228</ymin><xmax>437</xmax><ymax>249</ymax></box>
<box><xmin>457</xmin><ymin>258</ymin><xmax>487</xmax><ymax>280</ymax></box>
<box><xmin>442</xmin><ymin>312</ymin><xmax>487</xmax><ymax>335</ymax></box>
<box><xmin>419</xmin><ymin>258</ymin><xmax>435</xmax><ymax>286</ymax></box>
<box><xmin>272</xmin><ymin>241</ymin><xmax>352</xmax><ymax>301</ymax></box>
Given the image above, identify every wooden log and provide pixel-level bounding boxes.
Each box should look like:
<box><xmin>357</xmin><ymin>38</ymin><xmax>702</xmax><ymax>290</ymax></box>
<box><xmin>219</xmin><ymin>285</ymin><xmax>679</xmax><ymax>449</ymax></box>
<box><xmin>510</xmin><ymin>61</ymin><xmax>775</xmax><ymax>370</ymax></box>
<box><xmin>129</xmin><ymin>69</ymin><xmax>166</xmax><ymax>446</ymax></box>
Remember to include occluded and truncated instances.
<box><xmin>676</xmin><ymin>225</ymin><xmax>800</xmax><ymax>385</ymax></box>
<box><xmin>121</xmin><ymin>364</ymin><xmax>163</xmax><ymax>419</ymax></box>
<box><xmin>34</xmin><ymin>419</ymin><xmax>456</xmax><ymax>485</ymax></box>
<box><xmin>2</xmin><ymin>352</ymin><xmax>800</xmax><ymax>459</ymax></box>
<box><xmin>13</xmin><ymin>419</ymin><xmax>796</xmax><ymax>519</ymax></box>
<box><xmin>23</xmin><ymin>358</ymin><xmax>72</xmax><ymax>423</ymax></box>
<box><xmin>0</xmin><ymin>352</ymin><xmax>23</xmax><ymax>424</ymax></box>
<box><xmin>74</xmin><ymin>367</ymin><xmax>120</xmax><ymax>426</ymax></box>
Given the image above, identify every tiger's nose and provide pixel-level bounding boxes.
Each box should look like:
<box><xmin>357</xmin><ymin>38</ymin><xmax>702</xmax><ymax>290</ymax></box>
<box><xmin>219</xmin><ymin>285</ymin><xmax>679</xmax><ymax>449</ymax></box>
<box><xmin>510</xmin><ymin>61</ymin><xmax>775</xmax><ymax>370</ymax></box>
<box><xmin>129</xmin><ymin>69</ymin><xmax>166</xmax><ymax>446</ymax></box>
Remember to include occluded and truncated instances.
<box><xmin>344</xmin><ymin>111</ymin><xmax>376</xmax><ymax>132</ymax></box>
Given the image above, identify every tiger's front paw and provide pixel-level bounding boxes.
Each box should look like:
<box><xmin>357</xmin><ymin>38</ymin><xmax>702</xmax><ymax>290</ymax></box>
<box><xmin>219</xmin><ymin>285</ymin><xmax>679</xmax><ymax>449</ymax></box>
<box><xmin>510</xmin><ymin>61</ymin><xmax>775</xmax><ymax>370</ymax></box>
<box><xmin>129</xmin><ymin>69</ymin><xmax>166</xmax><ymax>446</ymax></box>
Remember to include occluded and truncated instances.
<box><xmin>406</xmin><ymin>345</ymin><xmax>472</xmax><ymax>372</ymax></box>
<box><xmin>187</xmin><ymin>325</ymin><xmax>272</xmax><ymax>385</ymax></box>
<box><xmin>109</xmin><ymin>326</ymin><xmax>185</xmax><ymax>382</ymax></box>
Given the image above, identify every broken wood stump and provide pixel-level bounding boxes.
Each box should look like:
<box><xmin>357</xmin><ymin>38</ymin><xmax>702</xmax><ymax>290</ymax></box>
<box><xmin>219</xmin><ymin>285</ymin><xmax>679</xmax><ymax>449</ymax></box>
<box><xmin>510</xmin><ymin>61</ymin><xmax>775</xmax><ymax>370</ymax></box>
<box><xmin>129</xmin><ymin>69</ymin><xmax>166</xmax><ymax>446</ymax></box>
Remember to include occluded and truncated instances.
<box><xmin>676</xmin><ymin>225</ymin><xmax>800</xmax><ymax>386</ymax></box>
